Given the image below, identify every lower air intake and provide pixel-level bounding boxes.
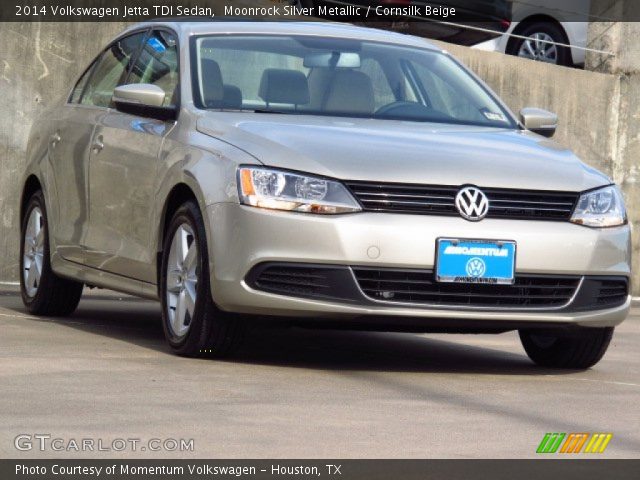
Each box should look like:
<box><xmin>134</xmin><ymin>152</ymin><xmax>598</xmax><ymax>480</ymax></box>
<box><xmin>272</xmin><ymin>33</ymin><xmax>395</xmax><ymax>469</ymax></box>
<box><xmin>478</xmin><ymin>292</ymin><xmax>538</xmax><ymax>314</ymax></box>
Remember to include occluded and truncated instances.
<box><xmin>353</xmin><ymin>268</ymin><xmax>581</xmax><ymax>308</ymax></box>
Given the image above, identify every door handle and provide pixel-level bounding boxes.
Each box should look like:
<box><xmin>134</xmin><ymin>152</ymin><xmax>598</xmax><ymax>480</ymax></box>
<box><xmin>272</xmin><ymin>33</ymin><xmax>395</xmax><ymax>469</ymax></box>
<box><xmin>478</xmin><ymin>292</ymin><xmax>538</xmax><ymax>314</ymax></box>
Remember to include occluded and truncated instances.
<box><xmin>91</xmin><ymin>136</ymin><xmax>104</xmax><ymax>153</ymax></box>
<box><xmin>50</xmin><ymin>132</ymin><xmax>61</xmax><ymax>147</ymax></box>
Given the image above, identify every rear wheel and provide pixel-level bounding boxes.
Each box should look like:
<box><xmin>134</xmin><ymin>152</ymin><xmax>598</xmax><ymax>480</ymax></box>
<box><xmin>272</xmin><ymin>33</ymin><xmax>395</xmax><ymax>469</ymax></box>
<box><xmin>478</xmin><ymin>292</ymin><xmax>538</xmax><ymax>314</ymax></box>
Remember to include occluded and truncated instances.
<box><xmin>507</xmin><ymin>22</ymin><xmax>571</xmax><ymax>66</ymax></box>
<box><xmin>519</xmin><ymin>327</ymin><xmax>614</xmax><ymax>369</ymax></box>
<box><xmin>20</xmin><ymin>190</ymin><xmax>83</xmax><ymax>316</ymax></box>
<box><xmin>160</xmin><ymin>201</ymin><xmax>245</xmax><ymax>357</ymax></box>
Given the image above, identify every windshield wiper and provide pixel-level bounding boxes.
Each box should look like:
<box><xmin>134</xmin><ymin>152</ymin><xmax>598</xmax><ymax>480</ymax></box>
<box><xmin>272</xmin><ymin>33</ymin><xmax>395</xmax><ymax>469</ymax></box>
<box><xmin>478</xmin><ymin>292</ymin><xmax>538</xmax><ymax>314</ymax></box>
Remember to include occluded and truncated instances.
<box><xmin>252</xmin><ymin>109</ymin><xmax>292</xmax><ymax>114</ymax></box>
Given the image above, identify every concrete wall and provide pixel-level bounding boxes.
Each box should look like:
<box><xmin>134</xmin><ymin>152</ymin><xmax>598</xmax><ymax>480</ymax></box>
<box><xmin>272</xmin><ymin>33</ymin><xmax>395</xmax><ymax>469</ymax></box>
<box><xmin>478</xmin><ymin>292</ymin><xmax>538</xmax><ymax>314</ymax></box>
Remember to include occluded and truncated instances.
<box><xmin>0</xmin><ymin>22</ymin><xmax>129</xmax><ymax>283</ymax></box>
<box><xmin>585</xmin><ymin>20</ymin><xmax>640</xmax><ymax>296</ymax></box>
<box><xmin>0</xmin><ymin>22</ymin><xmax>637</xmax><ymax>293</ymax></box>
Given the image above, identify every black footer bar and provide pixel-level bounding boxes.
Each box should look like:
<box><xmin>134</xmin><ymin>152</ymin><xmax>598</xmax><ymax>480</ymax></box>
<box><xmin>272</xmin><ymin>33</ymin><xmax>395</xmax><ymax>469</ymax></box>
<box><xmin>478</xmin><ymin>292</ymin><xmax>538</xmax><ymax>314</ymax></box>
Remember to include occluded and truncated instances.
<box><xmin>3</xmin><ymin>459</ymin><xmax>639</xmax><ymax>480</ymax></box>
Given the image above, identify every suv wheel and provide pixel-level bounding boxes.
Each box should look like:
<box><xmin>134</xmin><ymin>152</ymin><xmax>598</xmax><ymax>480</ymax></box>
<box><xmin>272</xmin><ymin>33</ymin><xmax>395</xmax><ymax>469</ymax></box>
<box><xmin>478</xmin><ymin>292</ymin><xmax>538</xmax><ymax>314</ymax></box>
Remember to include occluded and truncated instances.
<box><xmin>508</xmin><ymin>22</ymin><xmax>571</xmax><ymax>66</ymax></box>
<box><xmin>160</xmin><ymin>201</ymin><xmax>245</xmax><ymax>357</ymax></box>
<box><xmin>519</xmin><ymin>327</ymin><xmax>614</xmax><ymax>369</ymax></box>
<box><xmin>20</xmin><ymin>190</ymin><xmax>83</xmax><ymax>315</ymax></box>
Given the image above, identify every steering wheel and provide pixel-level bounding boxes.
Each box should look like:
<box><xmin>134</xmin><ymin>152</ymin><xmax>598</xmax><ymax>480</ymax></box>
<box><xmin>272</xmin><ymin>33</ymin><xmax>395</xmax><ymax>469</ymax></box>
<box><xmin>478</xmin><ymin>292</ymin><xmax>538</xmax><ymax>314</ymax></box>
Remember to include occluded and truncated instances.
<box><xmin>375</xmin><ymin>101</ymin><xmax>424</xmax><ymax>116</ymax></box>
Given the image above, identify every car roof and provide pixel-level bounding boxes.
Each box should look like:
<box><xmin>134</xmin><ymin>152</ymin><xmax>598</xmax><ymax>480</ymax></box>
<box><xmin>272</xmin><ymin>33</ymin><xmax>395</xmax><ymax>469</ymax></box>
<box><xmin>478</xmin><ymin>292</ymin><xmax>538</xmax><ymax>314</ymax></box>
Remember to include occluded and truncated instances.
<box><xmin>118</xmin><ymin>20</ymin><xmax>440</xmax><ymax>51</ymax></box>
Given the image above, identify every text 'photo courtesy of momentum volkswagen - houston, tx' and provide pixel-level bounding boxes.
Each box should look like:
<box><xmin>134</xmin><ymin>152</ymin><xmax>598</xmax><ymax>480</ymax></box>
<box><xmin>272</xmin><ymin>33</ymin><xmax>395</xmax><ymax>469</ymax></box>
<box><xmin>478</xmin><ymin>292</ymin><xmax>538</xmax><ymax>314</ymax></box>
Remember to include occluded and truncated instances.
<box><xmin>20</xmin><ymin>21</ymin><xmax>631</xmax><ymax>369</ymax></box>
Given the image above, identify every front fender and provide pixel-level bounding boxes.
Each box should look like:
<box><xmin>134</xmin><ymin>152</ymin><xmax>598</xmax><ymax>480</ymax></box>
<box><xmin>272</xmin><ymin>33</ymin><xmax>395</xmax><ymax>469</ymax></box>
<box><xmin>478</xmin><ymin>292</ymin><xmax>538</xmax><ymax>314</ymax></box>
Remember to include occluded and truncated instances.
<box><xmin>153</xmin><ymin>130</ymin><xmax>260</xmax><ymax>258</ymax></box>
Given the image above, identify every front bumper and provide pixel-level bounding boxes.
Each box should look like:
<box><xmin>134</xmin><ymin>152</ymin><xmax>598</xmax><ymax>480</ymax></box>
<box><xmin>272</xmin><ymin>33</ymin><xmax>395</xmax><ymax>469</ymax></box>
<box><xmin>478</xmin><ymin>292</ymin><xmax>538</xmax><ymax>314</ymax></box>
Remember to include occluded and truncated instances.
<box><xmin>206</xmin><ymin>203</ymin><xmax>632</xmax><ymax>329</ymax></box>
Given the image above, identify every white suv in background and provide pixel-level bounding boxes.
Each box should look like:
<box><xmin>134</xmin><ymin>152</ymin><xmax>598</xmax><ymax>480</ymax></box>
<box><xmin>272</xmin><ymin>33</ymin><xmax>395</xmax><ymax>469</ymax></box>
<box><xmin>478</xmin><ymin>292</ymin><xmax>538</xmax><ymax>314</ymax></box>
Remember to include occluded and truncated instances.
<box><xmin>473</xmin><ymin>0</ymin><xmax>590</xmax><ymax>66</ymax></box>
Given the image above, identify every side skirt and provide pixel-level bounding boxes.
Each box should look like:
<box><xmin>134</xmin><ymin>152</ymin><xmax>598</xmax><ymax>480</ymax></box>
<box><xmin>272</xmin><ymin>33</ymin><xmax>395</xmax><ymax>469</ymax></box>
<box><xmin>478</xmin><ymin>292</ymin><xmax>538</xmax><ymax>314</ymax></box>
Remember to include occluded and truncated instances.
<box><xmin>51</xmin><ymin>252</ymin><xmax>159</xmax><ymax>301</ymax></box>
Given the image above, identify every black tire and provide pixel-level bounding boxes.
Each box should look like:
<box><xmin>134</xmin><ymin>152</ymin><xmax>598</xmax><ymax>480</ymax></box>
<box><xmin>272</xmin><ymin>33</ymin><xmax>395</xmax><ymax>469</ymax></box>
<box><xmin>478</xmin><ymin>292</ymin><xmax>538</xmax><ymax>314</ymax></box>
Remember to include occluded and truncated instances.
<box><xmin>507</xmin><ymin>22</ymin><xmax>572</xmax><ymax>66</ymax></box>
<box><xmin>519</xmin><ymin>327</ymin><xmax>614</xmax><ymax>369</ymax></box>
<box><xmin>160</xmin><ymin>200</ymin><xmax>245</xmax><ymax>357</ymax></box>
<box><xmin>20</xmin><ymin>190</ymin><xmax>83</xmax><ymax>316</ymax></box>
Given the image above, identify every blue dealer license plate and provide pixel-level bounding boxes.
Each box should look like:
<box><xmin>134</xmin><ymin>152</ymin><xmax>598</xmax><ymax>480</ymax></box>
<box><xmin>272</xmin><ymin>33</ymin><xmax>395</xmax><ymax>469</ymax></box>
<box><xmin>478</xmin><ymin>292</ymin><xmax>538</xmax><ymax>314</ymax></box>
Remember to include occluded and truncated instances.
<box><xmin>436</xmin><ymin>239</ymin><xmax>516</xmax><ymax>284</ymax></box>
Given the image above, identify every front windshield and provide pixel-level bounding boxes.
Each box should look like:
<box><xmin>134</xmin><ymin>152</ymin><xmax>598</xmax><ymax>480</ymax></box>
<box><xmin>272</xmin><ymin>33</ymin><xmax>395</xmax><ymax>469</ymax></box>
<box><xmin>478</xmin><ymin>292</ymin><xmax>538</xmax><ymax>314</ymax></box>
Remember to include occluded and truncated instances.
<box><xmin>192</xmin><ymin>35</ymin><xmax>516</xmax><ymax>128</ymax></box>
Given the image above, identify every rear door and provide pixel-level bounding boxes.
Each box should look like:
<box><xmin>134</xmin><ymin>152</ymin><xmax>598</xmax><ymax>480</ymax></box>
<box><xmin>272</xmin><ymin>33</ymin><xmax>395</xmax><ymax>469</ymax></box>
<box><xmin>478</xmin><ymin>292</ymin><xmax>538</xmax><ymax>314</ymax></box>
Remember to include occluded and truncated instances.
<box><xmin>49</xmin><ymin>31</ymin><xmax>146</xmax><ymax>263</ymax></box>
<box><xmin>48</xmin><ymin>62</ymin><xmax>99</xmax><ymax>264</ymax></box>
<box><xmin>84</xmin><ymin>29</ymin><xmax>179</xmax><ymax>283</ymax></box>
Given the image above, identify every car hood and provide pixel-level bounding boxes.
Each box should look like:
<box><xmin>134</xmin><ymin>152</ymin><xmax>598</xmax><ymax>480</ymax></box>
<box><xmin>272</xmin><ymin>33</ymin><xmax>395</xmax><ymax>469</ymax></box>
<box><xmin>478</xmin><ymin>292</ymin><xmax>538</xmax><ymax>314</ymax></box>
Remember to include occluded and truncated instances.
<box><xmin>196</xmin><ymin>113</ymin><xmax>610</xmax><ymax>192</ymax></box>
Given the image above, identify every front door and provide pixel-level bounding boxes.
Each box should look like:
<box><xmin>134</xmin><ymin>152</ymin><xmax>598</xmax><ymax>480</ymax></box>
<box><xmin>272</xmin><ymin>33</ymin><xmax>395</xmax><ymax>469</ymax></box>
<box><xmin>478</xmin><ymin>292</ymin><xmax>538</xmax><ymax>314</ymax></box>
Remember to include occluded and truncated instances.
<box><xmin>84</xmin><ymin>30</ymin><xmax>179</xmax><ymax>284</ymax></box>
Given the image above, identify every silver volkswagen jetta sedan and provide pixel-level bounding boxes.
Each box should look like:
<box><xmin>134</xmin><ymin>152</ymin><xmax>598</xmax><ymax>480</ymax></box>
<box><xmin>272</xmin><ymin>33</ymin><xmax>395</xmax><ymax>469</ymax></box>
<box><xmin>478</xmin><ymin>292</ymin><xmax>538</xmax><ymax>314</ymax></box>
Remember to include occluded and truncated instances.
<box><xmin>21</xmin><ymin>21</ymin><xmax>631</xmax><ymax>368</ymax></box>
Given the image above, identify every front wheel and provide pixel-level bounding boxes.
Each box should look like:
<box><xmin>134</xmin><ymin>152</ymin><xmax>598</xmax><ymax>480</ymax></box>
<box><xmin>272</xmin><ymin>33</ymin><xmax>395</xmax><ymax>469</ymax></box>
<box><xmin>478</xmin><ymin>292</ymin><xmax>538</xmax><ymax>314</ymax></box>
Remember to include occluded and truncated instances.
<box><xmin>519</xmin><ymin>327</ymin><xmax>614</xmax><ymax>369</ymax></box>
<box><xmin>160</xmin><ymin>201</ymin><xmax>245</xmax><ymax>357</ymax></box>
<box><xmin>20</xmin><ymin>190</ymin><xmax>83</xmax><ymax>316</ymax></box>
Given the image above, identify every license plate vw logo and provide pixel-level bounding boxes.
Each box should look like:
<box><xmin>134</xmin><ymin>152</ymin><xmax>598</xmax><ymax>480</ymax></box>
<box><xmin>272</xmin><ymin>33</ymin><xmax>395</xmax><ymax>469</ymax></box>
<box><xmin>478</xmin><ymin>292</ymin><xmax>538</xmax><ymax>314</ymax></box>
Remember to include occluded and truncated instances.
<box><xmin>465</xmin><ymin>257</ymin><xmax>486</xmax><ymax>277</ymax></box>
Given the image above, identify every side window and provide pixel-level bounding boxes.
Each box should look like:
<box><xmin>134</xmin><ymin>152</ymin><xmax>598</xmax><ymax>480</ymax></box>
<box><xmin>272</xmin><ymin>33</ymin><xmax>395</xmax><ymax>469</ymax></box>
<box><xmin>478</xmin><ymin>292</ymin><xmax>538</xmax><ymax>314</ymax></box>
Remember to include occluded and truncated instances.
<box><xmin>69</xmin><ymin>62</ymin><xmax>94</xmax><ymax>104</ymax></box>
<box><xmin>81</xmin><ymin>32</ymin><xmax>146</xmax><ymax>108</ymax></box>
<box><xmin>127</xmin><ymin>30</ymin><xmax>179</xmax><ymax>107</ymax></box>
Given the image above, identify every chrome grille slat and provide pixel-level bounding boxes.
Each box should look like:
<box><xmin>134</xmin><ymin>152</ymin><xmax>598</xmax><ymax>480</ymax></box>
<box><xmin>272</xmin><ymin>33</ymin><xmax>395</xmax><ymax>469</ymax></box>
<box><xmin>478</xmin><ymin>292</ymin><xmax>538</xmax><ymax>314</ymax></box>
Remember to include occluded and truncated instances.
<box><xmin>357</xmin><ymin>279</ymin><xmax>577</xmax><ymax>291</ymax></box>
<box><xmin>258</xmin><ymin>270</ymin><xmax>327</xmax><ymax>280</ymax></box>
<box><xmin>354</xmin><ymin>192</ymin><xmax>455</xmax><ymax>201</ymax></box>
<box><xmin>490</xmin><ymin>199</ymin><xmax>575</xmax><ymax>207</ymax></box>
<box><xmin>360</xmin><ymin>199</ymin><xmax>455</xmax><ymax>207</ymax></box>
<box><xmin>490</xmin><ymin>206</ymin><xmax>572</xmax><ymax>212</ymax></box>
<box><xmin>348</xmin><ymin>182</ymin><xmax>458</xmax><ymax>192</ymax></box>
<box><xmin>358</xmin><ymin>290</ymin><xmax>574</xmax><ymax>301</ymax></box>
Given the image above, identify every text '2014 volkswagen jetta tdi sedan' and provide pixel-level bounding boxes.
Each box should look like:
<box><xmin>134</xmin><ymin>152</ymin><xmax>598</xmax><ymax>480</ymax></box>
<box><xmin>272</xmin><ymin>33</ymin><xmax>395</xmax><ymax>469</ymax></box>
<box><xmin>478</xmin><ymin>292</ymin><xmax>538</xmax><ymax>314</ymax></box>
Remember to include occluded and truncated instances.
<box><xmin>21</xmin><ymin>21</ymin><xmax>631</xmax><ymax>368</ymax></box>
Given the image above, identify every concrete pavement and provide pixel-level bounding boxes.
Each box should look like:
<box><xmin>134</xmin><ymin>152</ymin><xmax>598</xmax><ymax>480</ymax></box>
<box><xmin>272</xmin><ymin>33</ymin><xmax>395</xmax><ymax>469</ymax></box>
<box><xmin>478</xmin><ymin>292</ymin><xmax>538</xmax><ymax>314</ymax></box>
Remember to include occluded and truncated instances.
<box><xmin>0</xmin><ymin>290</ymin><xmax>638</xmax><ymax>459</ymax></box>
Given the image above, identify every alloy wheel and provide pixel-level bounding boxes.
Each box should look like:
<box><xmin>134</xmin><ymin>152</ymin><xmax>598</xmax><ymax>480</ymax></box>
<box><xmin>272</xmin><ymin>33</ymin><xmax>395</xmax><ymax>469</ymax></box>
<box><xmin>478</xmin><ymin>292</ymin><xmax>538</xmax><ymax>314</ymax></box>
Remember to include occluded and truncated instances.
<box><xmin>518</xmin><ymin>32</ymin><xmax>558</xmax><ymax>64</ymax></box>
<box><xmin>22</xmin><ymin>207</ymin><xmax>45</xmax><ymax>298</ymax></box>
<box><xmin>165</xmin><ymin>223</ymin><xmax>199</xmax><ymax>338</ymax></box>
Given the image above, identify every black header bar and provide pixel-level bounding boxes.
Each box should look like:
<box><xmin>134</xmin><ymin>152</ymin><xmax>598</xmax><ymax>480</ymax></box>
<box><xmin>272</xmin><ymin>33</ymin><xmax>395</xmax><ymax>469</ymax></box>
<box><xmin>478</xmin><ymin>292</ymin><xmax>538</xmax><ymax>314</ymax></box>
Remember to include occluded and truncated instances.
<box><xmin>2</xmin><ymin>1</ymin><xmax>640</xmax><ymax>23</ymax></box>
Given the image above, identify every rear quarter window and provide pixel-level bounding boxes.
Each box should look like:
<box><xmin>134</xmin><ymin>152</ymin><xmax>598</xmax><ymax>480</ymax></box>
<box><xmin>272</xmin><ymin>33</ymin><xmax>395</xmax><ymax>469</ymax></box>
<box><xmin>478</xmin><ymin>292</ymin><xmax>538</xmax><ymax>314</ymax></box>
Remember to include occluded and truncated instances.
<box><xmin>68</xmin><ymin>62</ymin><xmax>94</xmax><ymax>104</ymax></box>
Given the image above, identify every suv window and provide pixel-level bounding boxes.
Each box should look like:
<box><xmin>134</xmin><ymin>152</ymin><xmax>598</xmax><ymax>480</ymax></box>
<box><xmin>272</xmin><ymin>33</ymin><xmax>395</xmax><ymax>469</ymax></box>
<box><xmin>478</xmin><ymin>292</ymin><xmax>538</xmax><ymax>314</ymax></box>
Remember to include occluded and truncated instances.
<box><xmin>127</xmin><ymin>30</ymin><xmax>179</xmax><ymax>107</ymax></box>
<box><xmin>81</xmin><ymin>32</ymin><xmax>146</xmax><ymax>108</ymax></box>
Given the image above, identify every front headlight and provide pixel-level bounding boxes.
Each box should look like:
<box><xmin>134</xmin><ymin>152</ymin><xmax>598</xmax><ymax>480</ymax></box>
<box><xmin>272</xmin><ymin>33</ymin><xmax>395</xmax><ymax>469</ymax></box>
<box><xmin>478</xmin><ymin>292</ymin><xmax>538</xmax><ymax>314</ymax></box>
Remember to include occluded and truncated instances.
<box><xmin>570</xmin><ymin>185</ymin><xmax>627</xmax><ymax>228</ymax></box>
<box><xmin>237</xmin><ymin>167</ymin><xmax>361</xmax><ymax>214</ymax></box>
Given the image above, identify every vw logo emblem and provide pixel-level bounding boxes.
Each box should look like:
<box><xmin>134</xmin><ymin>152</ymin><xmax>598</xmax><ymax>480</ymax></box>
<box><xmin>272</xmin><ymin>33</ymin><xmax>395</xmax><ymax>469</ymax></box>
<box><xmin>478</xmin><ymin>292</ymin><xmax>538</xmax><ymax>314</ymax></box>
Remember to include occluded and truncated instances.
<box><xmin>455</xmin><ymin>186</ymin><xmax>489</xmax><ymax>221</ymax></box>
<box><xmin>466</xmin><ymin>257</ymin><xmax>486</xmax><ymax>277</ymax></box>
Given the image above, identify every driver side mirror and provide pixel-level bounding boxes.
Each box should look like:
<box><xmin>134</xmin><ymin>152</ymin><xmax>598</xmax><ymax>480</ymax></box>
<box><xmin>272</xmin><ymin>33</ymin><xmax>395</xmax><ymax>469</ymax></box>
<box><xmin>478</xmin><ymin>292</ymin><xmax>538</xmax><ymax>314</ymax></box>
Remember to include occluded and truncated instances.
<box><xmin>112</xmin><ymin>84</ymin><xmax>177</xmax><ymax>121</ymax></box>
<box><xmin>519</xmin><ymin>108</ymin><xmax>558</xmax><ymax>138</ymax></box>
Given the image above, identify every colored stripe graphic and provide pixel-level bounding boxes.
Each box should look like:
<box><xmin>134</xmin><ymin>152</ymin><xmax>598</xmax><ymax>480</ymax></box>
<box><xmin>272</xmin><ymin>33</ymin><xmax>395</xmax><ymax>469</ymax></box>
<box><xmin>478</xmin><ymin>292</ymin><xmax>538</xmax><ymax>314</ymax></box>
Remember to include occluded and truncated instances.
<box><xmin>539</xmin><ymin>433</ymin><xmax>613</xmax><ymax>454</ymax></box>
<box><xmin>536</xmin><ymin>434</ymin><xmax>552</xmax><ymax>453</ymax></box>
<box><xmin>584</xmin><ymin>433</ymin><xmax>613</xmax><ymax>454</ymax></box>
<box><xmin>560</xmin><ymin>433</ymin><xmax>589</xmax><ymax>453</ymax></box>
<box><xmin>537</xmin><ymin>433</ymin><xmax>565</xmax><ymax>453</ymax></box>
